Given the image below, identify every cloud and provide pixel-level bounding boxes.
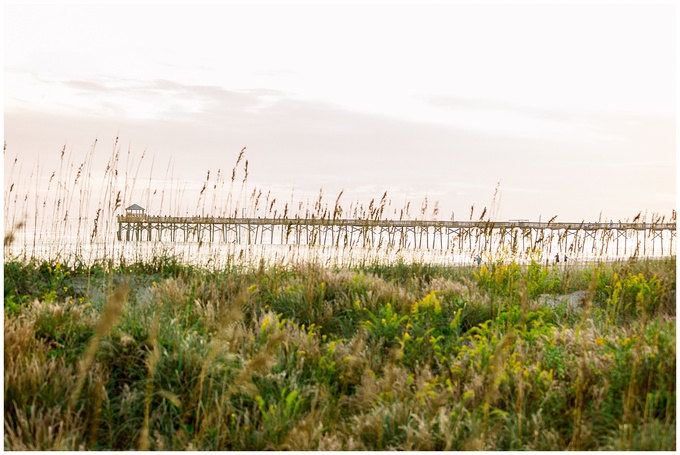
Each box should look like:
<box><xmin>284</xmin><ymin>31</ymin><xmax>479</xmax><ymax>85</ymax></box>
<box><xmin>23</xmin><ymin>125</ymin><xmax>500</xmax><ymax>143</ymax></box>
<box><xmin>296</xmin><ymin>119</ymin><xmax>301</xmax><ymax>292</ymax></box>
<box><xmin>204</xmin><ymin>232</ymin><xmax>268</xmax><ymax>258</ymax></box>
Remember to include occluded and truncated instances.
<box><xmin>58</xmin><ymin>77</ymin><xmax>286</xmax><ymax>119</ymax></box>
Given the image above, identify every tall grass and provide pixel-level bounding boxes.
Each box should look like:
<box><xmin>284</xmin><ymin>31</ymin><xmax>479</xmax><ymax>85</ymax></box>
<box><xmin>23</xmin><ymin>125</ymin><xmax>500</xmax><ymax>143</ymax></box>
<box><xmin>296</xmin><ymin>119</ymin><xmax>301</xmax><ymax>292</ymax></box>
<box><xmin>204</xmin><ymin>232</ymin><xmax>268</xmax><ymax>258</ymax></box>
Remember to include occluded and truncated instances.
<box><xmin>3</xmin><ymin>140</ymin><xmax>676</xmax><ymax>449</ymax></box>
<box><xmin>4</xmin><ymin>141</ymin><xmax>674</xmax><ymax>270</ymax></box>
<box><xmin>3</xmin><ymin>256</ymin><xmax>675</xmax><ymax>450</ymax></box>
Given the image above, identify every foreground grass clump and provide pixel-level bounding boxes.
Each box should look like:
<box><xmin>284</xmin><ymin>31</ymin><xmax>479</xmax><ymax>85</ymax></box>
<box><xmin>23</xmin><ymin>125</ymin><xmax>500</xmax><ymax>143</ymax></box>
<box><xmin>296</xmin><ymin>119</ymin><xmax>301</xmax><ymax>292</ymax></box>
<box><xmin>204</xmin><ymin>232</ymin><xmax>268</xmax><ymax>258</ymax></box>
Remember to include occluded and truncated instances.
<box><xmin>4</xmin><ymin>257</ymin><xmax>676</xmax><ymax>450</ymax></box>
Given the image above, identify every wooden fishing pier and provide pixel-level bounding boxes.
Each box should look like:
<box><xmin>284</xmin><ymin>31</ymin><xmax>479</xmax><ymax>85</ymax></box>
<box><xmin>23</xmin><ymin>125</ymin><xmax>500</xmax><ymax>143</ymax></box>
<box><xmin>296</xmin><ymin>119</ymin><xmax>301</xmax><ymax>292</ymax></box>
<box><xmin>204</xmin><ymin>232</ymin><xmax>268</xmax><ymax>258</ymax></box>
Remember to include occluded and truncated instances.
<box><xmin>116</xmin><ymin>214</ymin><xmax>676</xmax><ymax>257</ymax></box>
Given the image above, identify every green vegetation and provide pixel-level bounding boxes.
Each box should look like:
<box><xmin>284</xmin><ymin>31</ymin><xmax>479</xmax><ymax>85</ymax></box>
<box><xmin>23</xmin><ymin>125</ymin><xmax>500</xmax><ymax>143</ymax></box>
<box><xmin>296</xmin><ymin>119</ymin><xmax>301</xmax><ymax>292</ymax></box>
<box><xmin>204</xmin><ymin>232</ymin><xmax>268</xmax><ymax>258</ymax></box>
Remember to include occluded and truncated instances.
<box><xmin>4</xmin><ymin>136</ymin><xmax>675</xmax><ymax>450</ymax></box>
<box><xmin>4</xmin><ymin>256</ymin><xmax>675</xmax><ymax>450</ymax></box>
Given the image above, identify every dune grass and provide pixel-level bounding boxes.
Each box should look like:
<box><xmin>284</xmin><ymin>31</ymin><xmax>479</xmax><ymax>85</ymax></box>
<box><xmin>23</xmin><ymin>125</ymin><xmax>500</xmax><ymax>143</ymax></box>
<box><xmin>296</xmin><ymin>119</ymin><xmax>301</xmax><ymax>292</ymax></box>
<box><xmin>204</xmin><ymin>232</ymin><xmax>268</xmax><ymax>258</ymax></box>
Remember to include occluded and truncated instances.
<box><xmin>3</xmin><ymin>255</ymin><xmax>675</xmax><ymax>450</ymax></box>
<box><xmin>3</xmin><ymin>143</ymin><xmax>676</xmax><ymax>449</ymax></box>
<box><xmin>5</xmin><ymin>142</ymin><xmax>675</xmax><ymax>269</ymax></box>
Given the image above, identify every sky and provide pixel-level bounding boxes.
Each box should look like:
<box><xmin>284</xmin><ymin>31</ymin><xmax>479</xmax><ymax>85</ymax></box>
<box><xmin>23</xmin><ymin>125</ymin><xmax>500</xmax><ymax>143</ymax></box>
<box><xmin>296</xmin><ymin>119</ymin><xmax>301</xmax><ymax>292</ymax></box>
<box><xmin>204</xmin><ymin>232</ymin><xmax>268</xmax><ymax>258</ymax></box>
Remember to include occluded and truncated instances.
<box><xmin>3</xmin><ymin>2</ymin><xmax>677</xmax><ymax>223</ymax></box>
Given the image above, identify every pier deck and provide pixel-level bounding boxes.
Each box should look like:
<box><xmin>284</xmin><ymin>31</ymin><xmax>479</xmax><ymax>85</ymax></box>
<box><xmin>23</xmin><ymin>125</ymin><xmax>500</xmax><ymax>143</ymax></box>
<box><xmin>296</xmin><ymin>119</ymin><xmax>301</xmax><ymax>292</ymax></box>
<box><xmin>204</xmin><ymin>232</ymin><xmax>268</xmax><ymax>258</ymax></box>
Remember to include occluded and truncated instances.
<box><xmin>117</xmin><ymin>215</ymin><xmax>676</xmax><ymax>257</ymax></box>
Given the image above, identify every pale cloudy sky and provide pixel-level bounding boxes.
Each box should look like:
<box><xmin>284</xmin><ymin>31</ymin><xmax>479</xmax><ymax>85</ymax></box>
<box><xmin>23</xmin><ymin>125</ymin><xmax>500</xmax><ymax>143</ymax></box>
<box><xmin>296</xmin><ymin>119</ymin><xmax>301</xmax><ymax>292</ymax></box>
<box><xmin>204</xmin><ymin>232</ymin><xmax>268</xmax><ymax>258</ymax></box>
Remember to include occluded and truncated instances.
<box><xmin>3</xmin><ymin>2</ymin><xmax>676</xmax><ymax>222</ymax></box>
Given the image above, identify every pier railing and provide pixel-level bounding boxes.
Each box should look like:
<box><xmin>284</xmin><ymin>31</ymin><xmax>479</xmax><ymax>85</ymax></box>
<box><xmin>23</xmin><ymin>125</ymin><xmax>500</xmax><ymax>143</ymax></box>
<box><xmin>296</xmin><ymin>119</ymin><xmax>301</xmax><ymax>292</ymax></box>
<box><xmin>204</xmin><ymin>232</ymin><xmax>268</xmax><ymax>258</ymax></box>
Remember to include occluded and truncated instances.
<box><xmin>117</xmin><ymin>215</ymin><xmax>675</xmax><ymax>231</ymax></box>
